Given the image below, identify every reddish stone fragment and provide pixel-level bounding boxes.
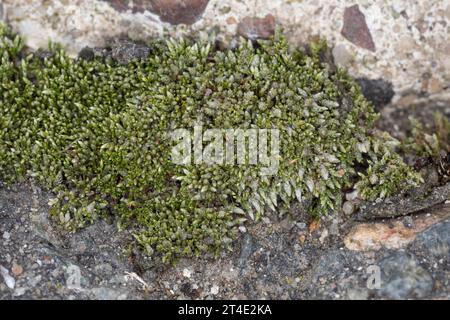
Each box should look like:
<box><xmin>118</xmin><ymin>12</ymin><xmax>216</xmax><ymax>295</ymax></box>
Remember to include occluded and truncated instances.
<box><xmin>341</xmin><ymin>5</ymin><xmax>376</xmax><ymax>52</ymax></box>
<box><xmin>237</xmin><ymin>14</ymin><xmax>276</xmax><ymax>40</ymax></box>
<box><xmin>103</xmin><ymin>0</ymin><xmax>210</xmax><ymax>25</ymax></box>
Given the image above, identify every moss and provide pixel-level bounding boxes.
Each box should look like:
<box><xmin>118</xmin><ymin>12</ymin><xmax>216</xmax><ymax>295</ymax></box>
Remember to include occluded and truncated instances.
<box><xmin>403</xmin><ymin>112</ymin><xmax>450</xmax><ymax>158</ymax></box>
<box><xmin>0</xmin><ymin>24</ymin><xmax>422</xmax><ymax>262</ymax></box>
<box><xmin>354</xmin><ymin>131</ymin><xmax>424</xmax><ymax>200</ymax></box>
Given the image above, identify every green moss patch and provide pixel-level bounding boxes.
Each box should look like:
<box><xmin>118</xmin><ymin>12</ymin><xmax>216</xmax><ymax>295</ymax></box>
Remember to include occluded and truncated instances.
<box><xmin>0</xmin><ymin>25</ymin><xmax>422</xmax><ymax>262</ymax></box>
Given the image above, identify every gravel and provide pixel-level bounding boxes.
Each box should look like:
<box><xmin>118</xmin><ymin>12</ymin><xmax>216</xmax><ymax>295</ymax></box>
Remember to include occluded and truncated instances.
<box><xmin>1</xmin><ymin>181</ymin><xmax>450</xmax><ymax>300</ymax></box>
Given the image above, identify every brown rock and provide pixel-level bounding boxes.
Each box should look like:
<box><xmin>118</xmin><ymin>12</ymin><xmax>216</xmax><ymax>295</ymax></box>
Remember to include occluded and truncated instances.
<box><xmin>341</xmin><ymin>4</ymin><xmax>376</xmax><ymax>52</ymax></box>
<box><xmin>344</xmin><ymin>207</ymin><xmax>450</xmax><ymax>251</ymax></box>
<box><xmin>103</xmin><ymin>0</ymin><xmax>210</xmax><ymax>25</ymax></box>
<box><xmin>226</xmin><ymin>16</ymin><xmax>237</xmax><ymax>25</ymax></box>
<box><xmin>237</xmin><ymin>14</ymin><xmax>276</xmax><ymax>40</ymax></box>
<box><xmin>103</xmin><ymin>0</ymin><xmax>130</xmax><ymax>12</ymax></box>
<box><xmin>11</xmin><ymin>262</ymin><xmax>23</xmax><ymax>276</ymax></box>
<box><xmin>428</xmin><ymin>78</ymin><xmax>444</xmax><ymax>94</ymax></box>
<box><xmin>308</xmin><ymin>219</ymin><xmax>321</xmax><ymax>234</ymax></box>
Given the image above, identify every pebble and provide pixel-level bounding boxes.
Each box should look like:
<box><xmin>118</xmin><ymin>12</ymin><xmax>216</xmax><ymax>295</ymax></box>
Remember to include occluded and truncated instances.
<box><xmin>28</xmin><ymin>275</ymin><xmax>42</xmax><ymax>287</ymax></box>
<box><xmin>210</xmin><ymin>285</ymin><xmax>219</xmax><ymax>295</ymax></box>
<box><xmin>13</xmin><ymin>287</ymin><xmax>26</xmax><ymax>297</ymax></box>
<box><xmin>342</xmin><ymin>201</ymin><xmax>355</xmax><ymax>216</ymax></box>
<box><xmin>377</xmin><ymin>252</ymin><xmax>433</xmax><ymax>299</ymax></box>
<box><xmin>296</xmin><ymin>222</ymin><xmax>307</xmax><ymax>230</ymax></box>
<box><xmin>345</xmin><ymin>190</ymin><xmax>359</xmax><ymax>201</ymax></box>
<box><xmin>11</xmin><ymin>262</ymin><xmax>23</xmax><ymax>276</ymax></box>
<box><xmin>0</xmin><ymin>265</ymin><xmax>16</xmax><ymax>289</ymax></box>
<box><xmin>2</xmin><ymin>231</ymin><xmax>10</xmax><ymax>240</ymax></box>
<box><xmin>182</xmin><ymin>268</ymin><xmax>192</xmax><ymax>279</ymax></box>
<box><xmin>65</xmin><ymin>264</ymin><xmax>82</xmax><ymax>290</ymax></box>
<box><xmin>94</xmin><ymin>263</ymin><xmax>113</xmax><ymax>275</ymax></box>
<box><xmin>319</xmin><ymin>229</ymin><xmax>329</xmax><ymax>243</ymax></box>
<box><xmin>403</xmin><ymin>216</ymin><xmax>415</xmax><ymax>229</ymax></box>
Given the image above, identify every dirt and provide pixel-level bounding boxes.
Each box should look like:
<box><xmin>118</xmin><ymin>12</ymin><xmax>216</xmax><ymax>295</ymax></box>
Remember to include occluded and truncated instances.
<box><xmin>1</xmin><ymin>177</ymin><xmax>449</xmax><ymax>299</ymax></box>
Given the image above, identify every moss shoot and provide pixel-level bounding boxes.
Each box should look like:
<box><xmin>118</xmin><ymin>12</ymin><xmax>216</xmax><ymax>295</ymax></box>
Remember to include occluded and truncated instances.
<box><xmin>0</xmin><ymin>24</ymin><xmax>422</xmax><ymax>262</ymax></box>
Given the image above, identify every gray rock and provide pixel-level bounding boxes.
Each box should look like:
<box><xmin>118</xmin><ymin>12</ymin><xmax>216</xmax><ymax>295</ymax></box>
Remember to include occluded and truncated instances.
<box><xmin>79</xmin><ymin>40</ymin><xmax>152</xmax><ymax>65</ymax></box>
<box><xmin>332</xmin><ymin>44</ymin><xmax>353</xmax><ymax>67</ymax></box>
<box><xmin>237</xmin><ymin>234</ymin><xmax>255</xmax><ymax>269</ymax></box>
<box><xmin>28</xmin><ymin>275</ymin><xmax>42</xmax><ymax>287</ymax></box>
<box><xmin>13</xmin><ymin>287</ymin><xmax>27</xmax><ymax>297</ymax></box>
<box><xmin>65</xmin><ymin>265</ymin><xmax>83</xmax><ymax>290</ymax></box>
<box><xmin>0</xmin><ymin>2</ymin><xmax>4</xmax><ymax>22</ymax></box>
<box><xmin>356</xmin><ymin>78</ymin><xmax>395</xmax><ymax>110</ymax></box>
<box><xmin>342</xmin><ymin>201</ymin><xmax>355</xmax><ymax>216</ymax></box>
<box><xmin>411</xmin><ymin>219</ymin><xmax>450</xmax><ymax>260</ymax></box>
<box><xmin>312</xmin><ymin>249</ymin><xmax>348</xmax><ymax>282</ymax></box>
<box><xmin>89</xmin><ymin>287</ymin><xmax>128</xmax><ymax>300</ymax></box>
<box><xmin>94</xmin><ymin>263</ymin><xmax>113</xmax><ymax>276</ymax></box>
<box><xmin>2</xmin><ymin>231</ymin><xmax>10</xmax><ymax>240</ymax></box>
<box><xmin>377</xmin><ymin>252</ymin><xmax>434</xmax><ymax>299</ymax></box>
<box><xmin>0</xmin><ymin>265</ymin><xmax>15</xmax><ymax>289</ymax></box>
<box><xmin>403</xmin><ymin>216</ymin><xmax>415</xmax><ymax>229</ymax></box>
<box><xmin>111</xmin><ymin>40</ymin><xmax>152</xmax><ymax>65</ymax></box>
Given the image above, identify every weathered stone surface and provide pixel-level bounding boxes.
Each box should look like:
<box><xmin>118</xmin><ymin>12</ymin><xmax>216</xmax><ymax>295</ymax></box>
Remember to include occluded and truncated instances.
<box><xmin>341</xmin><ymin>5</ymin><xmax>375</xmax><ymax>52</ymax></box>
<box><xmin>0</xmin><ymin>2</ymin><xmax>5</xmax><ymax>22</ymax></box>
<box><xmin>237</xmin><ymin>14</ymin><xmax>276</xmax><ymax>40</ymax></box>
<box><xmin>332</xmin><ymin>44</ymin><xmax>353</xmax><ymax>67</ymax></box>
<box><xmin>377</xmin><ymin>252</ymin><xmax>433</xmax><ymax>299</ymax></box>
<box><xmin>2</xmin><ymin>0</ymin><xmax>450</xmax><ymax>99</ymax></box>
<box><xmin>103</xmin><ymin>0</ymin><xmax>210</xmax><ymax>25</ymax></box>
<box><xmin>356</xmin><ymin>78</ymin><xmax>395</xmax><ymax>110</ymax></box>
<box><xmin>411</xmin><ymin>219</ymin><xmax>450</xmax><ymax>260</ymax></box>
<box><xmin>345</xmin><ymin>205</ymin><xmax>450</xmax><ymax>251</ymax></box>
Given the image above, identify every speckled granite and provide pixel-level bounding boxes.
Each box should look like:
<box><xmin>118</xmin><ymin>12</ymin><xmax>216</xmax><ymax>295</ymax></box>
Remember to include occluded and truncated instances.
<box><xmin>1</xmin><ymin>0</ymin><xmax>449</xmax><ymax>100</ymax></box>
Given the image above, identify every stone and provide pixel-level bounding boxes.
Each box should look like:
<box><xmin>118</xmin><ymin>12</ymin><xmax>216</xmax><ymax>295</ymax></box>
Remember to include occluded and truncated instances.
<box><xmin>182</xmin><ymin>268</ymin><xmax>192</xmax><ymax>278</ymax></box>
<box><xmin>344</xmin><ymin>213</ymin><xmax>448</xmax><ymax>251</ymax></box>
<box><xmin>0</xmin><ymin>265</ymin><xmax>15</xmax><ymax>289</ymax></box>
<box><xmin>428</xmin><ymin>78</ymin><xmax>444</xmax><ymax>94</ymax></box>
<box><xmin>2</xmin><ymin>231</ymin><xmax>10</xmax><ymax>240</ymax></box>
<box><xmin>319</xmin><ymin>229</ymin><xmax>329</xmax><ymax>243</ymax></box>
<box><xmin>149</xmin><ymin>0</ymin><xmax>210</xmax><ymax>25</ymax></box>
<box><xmin>411</xmin><ymin>219</ymin><xmax>450</xmax><ymax>260</ymax></box>
<box><xmin>11</xmin><ymin>262</ymin><xmax>23</xmax><ymax>276</ymax></box>
<box><xmin>356</xmin><ymin>78</ymin><xmax>395</xmax><ymax>109</ymax></box>
<box><xmin>0</xmin><ymin>2</ymin><xmax>4</xmax><ymax>21</ymax></box>
<box><xmin>90</xmin><ymin>286</ymin><xmax>128</xmax><ymax>300</ymax></box>
<box><xmin>78</xmin><ymin>47</ymin><xmax>95</xmax><ymax>61</ymax></box>
<box><xmin>104</xmin><ymin>0</ymin><xmax>210</xmax><ymax>25</ymax></box>
<box><xmin>403</xmin><ymin>216</ymin><xmax>415</xmax><ymax>229</ymax></box>
<box><xmin>345</xmin><ymin>190</ymin><xmax>359</xmax><ymax>201</ymax></box>
<box><xmin>13</xmin><ymin>287</ymin><xmax>26</xmax><ymax>296</ymax></box>
<box><xmin>237</xmin><ymin>14</ymin><xmax>276</xmax><ymax>40</ymax></box>
<box><xmin>28</xmin><ymin>275</ymin><xmax>42</xmax><ymax>287</ymax></box>
<box><xmin>341</xmin><ymin>5</ymin><xmax>376</xmax><ymax>52</ymax></box>
<box><xmin>65</xmin><ymin>264</ymin><xmax>83</xmax><ymax>290</ymax></box>
<box><xmin>311</xmin><ymin>249</ymin><xmax>348</xmax><ymax>283</ymax></box>
<box><xmin>210</xmin><ymin>284</ymin><xmax>219</xmax><ymax>295</ymax></box>
<box><xmin>226</xmin><ymin>16</ymin><xmax>237</xmax><ymax>25</ymax></box>
<box><xmin>332</xmin><ymin>44</ymin><xmax>353</xmax><ymax>67</ymax></box>
<box><xmin>111</xmin><ymin>40</ymin><xmax>152</xmax><ymax>65</ymax></box>
<box><xmin>342</xmin><ymin>201</ymin><xmax>355</xmax><ymax>216</ymax></box>
<box><xmin>237</xmin><ymin>234</ymin><xmax>254</xmax><ymax>268</ymax></box>
<box><xmin>377</xmin><ymin>252</ymin><xmax>433</xmax><ymax>299</ymax></box>
<box><xmin>94</xmin><ymin>263</ymin><xmax>113</xmax><ymax>275</ymax></box>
